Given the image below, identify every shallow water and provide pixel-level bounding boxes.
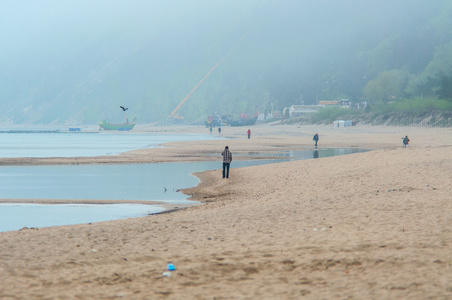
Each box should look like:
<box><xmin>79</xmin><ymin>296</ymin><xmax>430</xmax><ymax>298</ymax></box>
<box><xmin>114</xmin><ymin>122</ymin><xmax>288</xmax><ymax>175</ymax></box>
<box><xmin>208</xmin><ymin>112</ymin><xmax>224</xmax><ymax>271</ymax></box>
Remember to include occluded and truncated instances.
<box><xmin>247</xmin><ymin>148</ymin><xmax>368</xmax><ymax>159</ymax></box>
<box><xmin>0</xmin><ymin>132</ymin><xmax>220</xmax><ymax>158</ymax></box>
<box><xmin>0</xmin><ymin>159</ymin><xmax>290</xmax><ymax>232</ymax></box>
<box><xmin>0</xmin><ymin>160</ymin><xmax>293</xmax><ymax>202</ymax></box>
<box><xmin>0</xmin><ymin>148</ymin><xmax>370</xmax><ymax>232</ymax></box>
<box><xmin>0</xmin><ymin>203</ymin><xmax>164</xmax><ymax>232</ymax></box>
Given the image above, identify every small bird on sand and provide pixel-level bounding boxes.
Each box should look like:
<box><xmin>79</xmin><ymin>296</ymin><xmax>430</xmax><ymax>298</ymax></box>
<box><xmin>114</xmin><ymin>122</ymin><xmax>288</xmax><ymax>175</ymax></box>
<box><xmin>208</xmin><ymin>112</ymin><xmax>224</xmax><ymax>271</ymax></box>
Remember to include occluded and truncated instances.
<box><xmin>120</xmin><ymin>106</ymin><xmax>128</xmax><ymax>111</ymax></box>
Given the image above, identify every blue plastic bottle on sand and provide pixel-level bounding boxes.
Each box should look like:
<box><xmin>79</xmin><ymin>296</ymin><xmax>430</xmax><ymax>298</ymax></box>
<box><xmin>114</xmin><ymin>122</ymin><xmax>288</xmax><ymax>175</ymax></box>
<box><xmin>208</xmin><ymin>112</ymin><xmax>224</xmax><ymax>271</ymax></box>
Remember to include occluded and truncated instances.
<box><xmin>168</xmin><ymin>263</ymin><xmax>176</xmax><ymax>271</ymax></box>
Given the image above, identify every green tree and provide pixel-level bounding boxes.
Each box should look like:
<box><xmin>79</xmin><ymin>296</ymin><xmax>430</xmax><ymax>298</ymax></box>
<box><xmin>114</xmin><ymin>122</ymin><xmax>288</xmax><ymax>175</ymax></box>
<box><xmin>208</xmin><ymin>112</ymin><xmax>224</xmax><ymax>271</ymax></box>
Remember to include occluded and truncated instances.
<box><xmin>406</xmin><ymin>42</ymin><xmax>452</xmax><ymax>98</ymax></box>
<box><xmin>437</xmin><ymin>75</ymin><xmax>452</xmax><ymax>100</ymax></box>
<box><xmin>363</xmin><ymin>70</ymin><xmax>408</xmax><ymax>103</ymax></box>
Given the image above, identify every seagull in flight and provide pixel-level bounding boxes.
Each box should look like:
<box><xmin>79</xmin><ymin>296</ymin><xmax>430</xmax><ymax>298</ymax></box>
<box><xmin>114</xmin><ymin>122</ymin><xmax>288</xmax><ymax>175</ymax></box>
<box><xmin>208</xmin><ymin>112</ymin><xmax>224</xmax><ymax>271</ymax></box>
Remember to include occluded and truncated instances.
<box><xmin>120</xmin><ymin>106</ymin><xmax>128</xmax><ymax>111</ymax></box>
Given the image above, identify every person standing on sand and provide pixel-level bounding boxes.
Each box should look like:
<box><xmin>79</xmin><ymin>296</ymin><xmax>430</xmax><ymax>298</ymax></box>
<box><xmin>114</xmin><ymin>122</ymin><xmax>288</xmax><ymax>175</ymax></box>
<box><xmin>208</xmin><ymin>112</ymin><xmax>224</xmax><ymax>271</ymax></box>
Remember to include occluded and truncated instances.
<box><xmin>221</xmin><ymin>146</ymin><xmax>232</xmax><ymax>179</ymax></box>
<box><xmin>402</xmin><ymin>135</ymin><xmax>410</xmax><ymax>148</ymax></box>
<box><xmin>247</xmin><ymin>128</ymin><xmax>251</xmax><ymax>139</ymax></box>
<box><xmin>313</xmin><ymin>133</ymin><xmax>319</xmax><ymax>147</ymax></box>
<box><xmin>218</xmin><ymin>127</ymin><xmax>221</xmax><ymax>135</ymax></box>
<box><xmin>209</xmin><ymin>126</ymin><xmax>213</xmax><ymax>134</ymax></box>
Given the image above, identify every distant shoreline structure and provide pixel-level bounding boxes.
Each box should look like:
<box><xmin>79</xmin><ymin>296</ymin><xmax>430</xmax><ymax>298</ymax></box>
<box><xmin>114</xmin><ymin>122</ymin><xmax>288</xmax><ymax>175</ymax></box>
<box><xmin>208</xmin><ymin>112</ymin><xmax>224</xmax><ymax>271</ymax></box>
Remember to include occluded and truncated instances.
<box><xmin>98</xmin><ymin>120</ymin><xmax>136</xmax><ymax>131</ymax></box>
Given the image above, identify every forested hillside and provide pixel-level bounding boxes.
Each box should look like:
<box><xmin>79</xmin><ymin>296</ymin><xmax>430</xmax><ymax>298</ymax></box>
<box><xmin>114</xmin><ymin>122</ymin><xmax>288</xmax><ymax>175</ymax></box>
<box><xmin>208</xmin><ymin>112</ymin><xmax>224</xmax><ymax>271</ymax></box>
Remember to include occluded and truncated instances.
<box><xmin>1</xmin><ymin>0</ymin><xmax>452</xmax><ymax>125</ymax></box>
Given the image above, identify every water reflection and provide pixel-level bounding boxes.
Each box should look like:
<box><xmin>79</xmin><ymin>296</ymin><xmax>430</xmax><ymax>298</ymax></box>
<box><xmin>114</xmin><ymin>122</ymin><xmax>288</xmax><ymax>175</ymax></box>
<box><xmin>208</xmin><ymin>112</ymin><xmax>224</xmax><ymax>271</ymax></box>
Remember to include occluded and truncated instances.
<box><xmin>245</xmin><ymin>148</ymin><xmax>369</xmax><ymax>160</ymax></box>
<box><xmin>313</xmin><ymin>150</ymin><xmax>319</xmax><ymax>159</ymax></box>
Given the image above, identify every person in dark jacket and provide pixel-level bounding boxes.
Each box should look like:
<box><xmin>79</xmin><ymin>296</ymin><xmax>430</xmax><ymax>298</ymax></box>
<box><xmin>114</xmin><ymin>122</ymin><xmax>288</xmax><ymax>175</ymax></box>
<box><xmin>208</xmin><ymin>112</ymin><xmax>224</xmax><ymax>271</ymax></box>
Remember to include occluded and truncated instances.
<box><xmin>313</xmin><ymin>133</ymin><xmax>319</xmax><ymax>147</ymax></box>
<box><xmin>402</xmin><ymin>135</ymin><xmax>410</xmax><ymax>148</ymax></box>
<box><xmin>221</xmin><ymin>146</ymin><xmax>232</xmax><ymax>178</ymax></box>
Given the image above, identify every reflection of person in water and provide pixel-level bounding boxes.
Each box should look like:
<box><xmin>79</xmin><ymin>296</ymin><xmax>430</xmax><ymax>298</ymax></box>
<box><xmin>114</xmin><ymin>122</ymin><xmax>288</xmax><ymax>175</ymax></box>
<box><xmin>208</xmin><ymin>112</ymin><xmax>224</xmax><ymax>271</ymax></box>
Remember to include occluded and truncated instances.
<box><xmin>313</xmin><ymin>150</ymin><xmax>319</xmax><ymax>159</ymax></box>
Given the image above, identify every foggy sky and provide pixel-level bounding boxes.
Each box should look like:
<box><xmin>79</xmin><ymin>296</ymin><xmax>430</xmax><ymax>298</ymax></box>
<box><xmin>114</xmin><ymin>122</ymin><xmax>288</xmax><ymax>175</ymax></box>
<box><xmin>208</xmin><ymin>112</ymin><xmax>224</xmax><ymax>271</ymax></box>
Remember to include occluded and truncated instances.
<box><xmin>0</xmin><ymin>0</ymin><xmax>449</xmax><ymax>124</ymax></box>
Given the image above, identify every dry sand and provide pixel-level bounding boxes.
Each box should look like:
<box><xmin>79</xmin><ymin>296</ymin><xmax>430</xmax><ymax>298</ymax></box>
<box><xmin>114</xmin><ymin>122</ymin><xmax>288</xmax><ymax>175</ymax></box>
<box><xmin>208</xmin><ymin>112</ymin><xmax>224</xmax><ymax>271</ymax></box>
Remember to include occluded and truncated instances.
<box><xmin>0</xmin><ymin>123</ymin><xmax>451</xmax><ymax>299</ymax></box>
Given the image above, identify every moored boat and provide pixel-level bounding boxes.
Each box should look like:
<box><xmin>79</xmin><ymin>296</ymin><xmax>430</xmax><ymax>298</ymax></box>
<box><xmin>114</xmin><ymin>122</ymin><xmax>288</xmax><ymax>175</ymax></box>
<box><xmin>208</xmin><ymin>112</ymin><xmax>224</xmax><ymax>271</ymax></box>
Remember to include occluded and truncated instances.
<box><xmin>98</xmin><ymin>120</ymin><xmax>136</xmax><ymax>131</ymax></box>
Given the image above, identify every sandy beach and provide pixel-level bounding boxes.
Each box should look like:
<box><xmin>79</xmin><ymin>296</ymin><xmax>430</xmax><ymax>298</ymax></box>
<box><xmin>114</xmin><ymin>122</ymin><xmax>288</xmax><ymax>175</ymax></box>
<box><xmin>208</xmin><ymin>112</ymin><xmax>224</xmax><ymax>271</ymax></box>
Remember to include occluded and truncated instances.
<box><xmin>0</xmin><ymin>123</ymin><xmax>451</xmax><ymax>299</ymax></box>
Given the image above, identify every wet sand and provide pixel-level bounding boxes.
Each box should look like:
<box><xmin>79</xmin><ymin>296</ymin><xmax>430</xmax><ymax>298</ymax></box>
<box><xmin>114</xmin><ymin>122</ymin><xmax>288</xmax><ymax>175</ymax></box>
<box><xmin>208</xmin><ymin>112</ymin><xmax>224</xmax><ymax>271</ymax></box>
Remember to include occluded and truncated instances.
<box><xmin>0</xmin><ymin>123</ymin><xmax>451</xmax><ymax>299</ymax></box>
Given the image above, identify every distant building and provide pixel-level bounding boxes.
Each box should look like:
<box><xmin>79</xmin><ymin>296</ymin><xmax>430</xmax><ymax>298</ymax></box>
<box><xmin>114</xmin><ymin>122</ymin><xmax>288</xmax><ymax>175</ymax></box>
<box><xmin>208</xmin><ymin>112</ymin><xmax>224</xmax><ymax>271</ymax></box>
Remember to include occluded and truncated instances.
<box><xmin>354</xmin><ymin>100</ymin><xmax>367</xmax><ymax>110</ymax></box>
<box><xmin>287</xmin><ymin>105</ymin><xmax>318</xmax><ymax>117</ymax></box>
<box><xmin>318</xmin><ymin>100</ymin><xmax>339</xmax><ymax>106</ymax></box>
<box><xmin>255</xmin><ymin>111</ymin><xmax>272</xmax><ymax>121</ymax></box>
<box><xmin>333</xmin><ymin>120</ymin><xmax>354</xmax><ymax>127</ymax></box>
<box><xmin>282</xmin><ymin>99</ymin><xmax>356</xmax><ymax>119</ymax></box>
<box><xmin>318</xmin><ymin>99</ymin><xmax>351</xmax><ymax>108</ymax></box>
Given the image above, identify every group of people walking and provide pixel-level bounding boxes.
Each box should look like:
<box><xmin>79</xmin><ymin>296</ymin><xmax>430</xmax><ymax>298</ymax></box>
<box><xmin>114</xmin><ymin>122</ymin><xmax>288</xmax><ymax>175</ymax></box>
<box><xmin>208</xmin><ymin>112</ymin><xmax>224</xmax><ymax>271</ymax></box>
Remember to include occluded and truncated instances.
<box><xmin>210</xmin><ymin>126</ymin><xmax>252</xmax><ymax>139</ymax></box>
<box><xmin>209</xmin><ymin>126</ymin><xmax>222</xmax><ymax>135</ymax></box>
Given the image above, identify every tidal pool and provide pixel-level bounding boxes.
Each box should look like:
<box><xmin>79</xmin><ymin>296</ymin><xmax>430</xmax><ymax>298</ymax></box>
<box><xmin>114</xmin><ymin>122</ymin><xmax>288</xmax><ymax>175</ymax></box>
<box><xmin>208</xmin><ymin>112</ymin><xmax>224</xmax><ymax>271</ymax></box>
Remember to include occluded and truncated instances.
<box><xmin>0</xmin><ymin>148</ymin><xmax>370</xmax><ymax>232</ymax></box>
<box><xmin>0</xmin><ymin>159</ymin><xmax>290</xmax><ymax>232</ymax></box>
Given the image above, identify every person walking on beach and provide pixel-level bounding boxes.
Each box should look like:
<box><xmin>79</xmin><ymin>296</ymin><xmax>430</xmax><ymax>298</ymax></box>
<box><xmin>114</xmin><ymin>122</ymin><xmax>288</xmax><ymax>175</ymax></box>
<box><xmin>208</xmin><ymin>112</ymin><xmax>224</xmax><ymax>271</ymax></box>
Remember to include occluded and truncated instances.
<box><xmin>247</xmin><ymin>128</ymin><xmax>251</xmax><ymax>139</ymax></box>
<box><xmin>313</xmin><ymin>133</ymin><xmax>319</xmax><ymax>147</ymax></box>
<box><xmin>221</xmin><ymin>146</ymin><xmax>232</xmax><ymax>179</ymax></box>
<box><xmin>402</xmin><ymin>135</ymin><xmax>410</xmax><ymax>148</ymax></box>
<box><xmin>209</xmin><ymin>126</ymin><xmax>213</xmax><ymax>134</ymax></box>
<box><xmin>218</xmin><ymin>127</ymin><xmax>222</xmax><ymax>135</ymax></box>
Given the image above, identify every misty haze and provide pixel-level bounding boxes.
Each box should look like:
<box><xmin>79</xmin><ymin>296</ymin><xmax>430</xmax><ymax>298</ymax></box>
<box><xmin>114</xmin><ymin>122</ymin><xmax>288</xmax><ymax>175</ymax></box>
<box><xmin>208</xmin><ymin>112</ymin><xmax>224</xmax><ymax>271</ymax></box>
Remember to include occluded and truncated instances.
<box><xmin>1</xmin><ymin>0</ymin><xmax>452</xmax><ymax>126</ymax></box>
<box><xmin>1</xmin><ymin>2</ymin><xmax>452</xmax><ymax>298</ymax></box>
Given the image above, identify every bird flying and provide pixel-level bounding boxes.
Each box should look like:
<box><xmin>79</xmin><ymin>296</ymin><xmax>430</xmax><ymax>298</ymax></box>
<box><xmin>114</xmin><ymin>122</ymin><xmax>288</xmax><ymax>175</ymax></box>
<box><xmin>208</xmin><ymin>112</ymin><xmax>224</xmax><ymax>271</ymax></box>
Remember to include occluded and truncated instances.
<box><xmin>120</xmin><ymin>106</ymin><xmax>128</xmax><ymax>111</ymax></box>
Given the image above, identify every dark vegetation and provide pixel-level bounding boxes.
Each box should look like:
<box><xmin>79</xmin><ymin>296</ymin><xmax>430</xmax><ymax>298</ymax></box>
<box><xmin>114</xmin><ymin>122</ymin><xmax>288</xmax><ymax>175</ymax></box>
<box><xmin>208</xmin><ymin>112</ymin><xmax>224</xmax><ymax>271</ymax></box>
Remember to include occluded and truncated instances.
<box><xmin>285</xmin><ymin>99</ymin><xmax>452</xmax><ymax>127</ymax></box>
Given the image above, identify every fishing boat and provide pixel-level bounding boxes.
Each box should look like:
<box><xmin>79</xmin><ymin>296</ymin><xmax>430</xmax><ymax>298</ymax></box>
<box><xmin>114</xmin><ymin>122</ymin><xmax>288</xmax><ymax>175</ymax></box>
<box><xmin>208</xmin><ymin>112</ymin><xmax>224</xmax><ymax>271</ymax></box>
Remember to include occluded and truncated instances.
<box><xmin>98</xmin><ymin>120</ymin><xmax>136</xmax><ymax>131</ymax></box>
<box><xmin>99</xmin><ymin>105</ymin><xmax>136</xmax><ymax>131</ymax></box>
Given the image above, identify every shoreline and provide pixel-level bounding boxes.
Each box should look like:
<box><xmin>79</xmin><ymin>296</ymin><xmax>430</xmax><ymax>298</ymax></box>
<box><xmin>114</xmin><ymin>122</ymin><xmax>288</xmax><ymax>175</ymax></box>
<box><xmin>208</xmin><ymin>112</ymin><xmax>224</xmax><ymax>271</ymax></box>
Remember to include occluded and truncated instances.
<box><xmin>0</xmin><ymin>139</ymin><xmax>373</xmax><ymax>232</ymax></box>
<box><xmin>0</xmin><ymin>198</ymin><xmax>194</xmax><ymax>210</ymax></box>
<box><xmin>0</xmin><ymin>123</ymin><xmax>446</xmax><ymax>220</ymax></box>
<box><xmin>0</xmin><ymin>122</ymin><xmax>410</xmax><ymax>166</ymax></box>
<box><xmin>0</xmin><ymin>123</ymin><xmax>451</xmax><ymax>299</ymax></box>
